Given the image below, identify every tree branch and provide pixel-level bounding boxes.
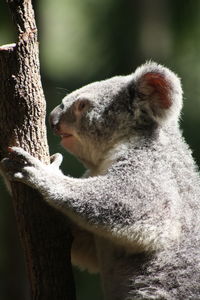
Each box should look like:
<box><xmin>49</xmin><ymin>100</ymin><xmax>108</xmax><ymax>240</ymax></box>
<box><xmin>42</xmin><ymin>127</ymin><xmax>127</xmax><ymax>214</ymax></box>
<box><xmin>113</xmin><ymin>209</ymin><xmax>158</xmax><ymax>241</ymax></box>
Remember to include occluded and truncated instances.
<box><xmin>0</xmin><ymin>0</ymin><xmax>76</xmax><ymax>299</ymax></box>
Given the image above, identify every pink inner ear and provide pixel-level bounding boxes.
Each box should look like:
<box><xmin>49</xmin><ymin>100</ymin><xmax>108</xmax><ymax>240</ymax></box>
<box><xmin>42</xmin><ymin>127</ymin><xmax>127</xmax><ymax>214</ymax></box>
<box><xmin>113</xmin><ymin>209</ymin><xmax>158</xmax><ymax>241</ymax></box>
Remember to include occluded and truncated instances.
<box><xmin>142</xmin><ymin>72</ymin><xmax>171</xmax><ymax>109</ymax></box>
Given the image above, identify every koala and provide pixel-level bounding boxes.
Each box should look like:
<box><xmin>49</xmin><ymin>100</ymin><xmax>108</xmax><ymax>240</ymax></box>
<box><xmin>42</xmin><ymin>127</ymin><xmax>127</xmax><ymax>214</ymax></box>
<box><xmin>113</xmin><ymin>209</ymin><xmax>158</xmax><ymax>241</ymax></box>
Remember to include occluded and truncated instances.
<box><xmin>1</xmin><ymin>61</ymin><xmax>200</xmax><ymax>300</ymax></box>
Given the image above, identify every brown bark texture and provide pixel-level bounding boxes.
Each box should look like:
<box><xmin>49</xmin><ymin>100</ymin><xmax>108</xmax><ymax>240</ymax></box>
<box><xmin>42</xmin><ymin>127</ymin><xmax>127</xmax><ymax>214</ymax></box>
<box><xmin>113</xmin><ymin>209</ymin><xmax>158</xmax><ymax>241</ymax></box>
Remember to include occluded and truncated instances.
<box><xmin>0</xmin><ymin>0</ymin><xmax>76</xmax><ymax>299</ymax></box>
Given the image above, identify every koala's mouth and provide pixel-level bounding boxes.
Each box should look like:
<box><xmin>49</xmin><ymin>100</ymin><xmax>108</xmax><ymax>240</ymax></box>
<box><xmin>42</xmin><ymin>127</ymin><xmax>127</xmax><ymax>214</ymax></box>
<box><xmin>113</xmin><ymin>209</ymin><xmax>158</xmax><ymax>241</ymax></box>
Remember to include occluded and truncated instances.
<box><xmin>60</xmin><ymin>133</ymin><xmax>73</xmax><ymax>138</ymax></box>
<box><xmin>56</xmin><ymin>124</ymin><xmax>75</xmax><ymax>141</ymax></box>
<box><xmin>58</xmin><ymin>129</ymin><xmax>77</xmax><ymax>152</ymax></box>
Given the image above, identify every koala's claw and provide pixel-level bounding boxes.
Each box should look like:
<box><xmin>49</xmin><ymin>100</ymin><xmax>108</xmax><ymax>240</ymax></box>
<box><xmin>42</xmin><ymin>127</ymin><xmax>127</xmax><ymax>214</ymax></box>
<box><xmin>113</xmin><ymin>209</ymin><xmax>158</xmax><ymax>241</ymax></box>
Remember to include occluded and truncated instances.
<box><xmin>1</xmin><ymin>155</ymin><xmax>29</xmax><ymax>183</ymax></box>
<box><xmin>8</xmin><ymin>147</ymin><xmax>40</xmax><ymax>166</ymax></box>
<box><xmin>7</xmin><ymin>171</ymin><xmax>24</xmax><ymax>181</ymax></box>
<box><xmin>0</xmin><ymin>147</ymin><xmax>41</xmax><ymax>184</ymax></box>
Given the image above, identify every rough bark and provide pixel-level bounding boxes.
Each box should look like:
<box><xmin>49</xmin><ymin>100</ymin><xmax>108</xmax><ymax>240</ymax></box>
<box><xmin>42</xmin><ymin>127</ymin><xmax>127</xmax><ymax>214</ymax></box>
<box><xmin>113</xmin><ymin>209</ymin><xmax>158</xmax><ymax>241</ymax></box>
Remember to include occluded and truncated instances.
<box><xmin>0</xmin><ymin>1</ymin><xmax>76</xmax><ymax>299</ymax></box>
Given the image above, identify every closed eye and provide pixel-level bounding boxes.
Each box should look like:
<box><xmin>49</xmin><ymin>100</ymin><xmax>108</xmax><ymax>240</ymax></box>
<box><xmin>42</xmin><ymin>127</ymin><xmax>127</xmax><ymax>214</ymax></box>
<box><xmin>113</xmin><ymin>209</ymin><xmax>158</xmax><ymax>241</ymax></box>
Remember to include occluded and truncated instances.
<box><xmin>75</xmin><ymin>98</ymin><xmax>92</xmax><ymax>113</ymax></box>
<box><xmin>78</xmin><ymin>101</ymin><xmax>86</xmax><ymax>111</ymax></box>
<box><xmin>60</xmin><ymin>103</ymin><xmax>64</xmax><ymax>110</ymax></box>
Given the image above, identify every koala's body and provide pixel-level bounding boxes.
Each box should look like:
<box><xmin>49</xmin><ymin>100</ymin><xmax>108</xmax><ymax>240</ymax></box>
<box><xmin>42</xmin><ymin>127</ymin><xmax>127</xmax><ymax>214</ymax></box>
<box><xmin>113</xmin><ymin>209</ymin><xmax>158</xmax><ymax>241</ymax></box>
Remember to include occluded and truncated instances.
<box><xmin>2</xmin><ymin>62</ymin><xmax>200</xmax><ymax>300</ymax></box>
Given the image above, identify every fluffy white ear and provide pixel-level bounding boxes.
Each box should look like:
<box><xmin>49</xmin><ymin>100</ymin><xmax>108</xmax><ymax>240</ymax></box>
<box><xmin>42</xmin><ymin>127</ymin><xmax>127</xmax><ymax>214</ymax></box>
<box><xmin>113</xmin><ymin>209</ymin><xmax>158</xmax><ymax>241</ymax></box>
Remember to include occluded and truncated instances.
<box><xmin>133</xmin><ymin>62</ymin><xmax>183</xmax><ymax>123</ymax></box>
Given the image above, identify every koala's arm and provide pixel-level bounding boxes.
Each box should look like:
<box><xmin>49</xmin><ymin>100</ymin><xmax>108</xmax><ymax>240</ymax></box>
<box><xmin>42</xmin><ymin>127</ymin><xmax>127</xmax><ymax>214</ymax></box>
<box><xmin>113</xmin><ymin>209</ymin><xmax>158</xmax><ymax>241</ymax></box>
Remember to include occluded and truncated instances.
<box><xmin>1</xmin><ymin>147</ymin><xmax>179</xmax><ymax>252</ymax></box>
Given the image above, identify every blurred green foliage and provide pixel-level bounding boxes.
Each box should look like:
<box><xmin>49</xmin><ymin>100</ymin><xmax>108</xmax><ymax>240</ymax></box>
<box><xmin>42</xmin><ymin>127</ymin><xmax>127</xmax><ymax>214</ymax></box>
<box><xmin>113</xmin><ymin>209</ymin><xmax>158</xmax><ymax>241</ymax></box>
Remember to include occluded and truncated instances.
<box><xmin>1</xmin><ymin>0</ymin><xmax>200</xmax><ymax>299</ymax></box>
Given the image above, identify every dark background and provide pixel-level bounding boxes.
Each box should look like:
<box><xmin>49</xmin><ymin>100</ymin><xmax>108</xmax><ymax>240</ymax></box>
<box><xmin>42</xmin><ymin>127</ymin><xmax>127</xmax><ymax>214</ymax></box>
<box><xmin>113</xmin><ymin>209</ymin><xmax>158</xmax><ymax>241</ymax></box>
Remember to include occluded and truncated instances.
<box><xmin>0</xmin><ymin>0</ymin><xmax>200</xmax><ymax>299</ymax></box>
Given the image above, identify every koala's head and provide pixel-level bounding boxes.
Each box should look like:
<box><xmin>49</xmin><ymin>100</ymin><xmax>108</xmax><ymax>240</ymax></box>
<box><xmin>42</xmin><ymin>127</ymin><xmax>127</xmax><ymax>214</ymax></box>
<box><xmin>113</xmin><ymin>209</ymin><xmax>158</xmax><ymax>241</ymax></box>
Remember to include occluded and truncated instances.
<box><xmin>49</xmin><ymin>62</ymin><xmax>183</xmax><ymax>167</ymax></box>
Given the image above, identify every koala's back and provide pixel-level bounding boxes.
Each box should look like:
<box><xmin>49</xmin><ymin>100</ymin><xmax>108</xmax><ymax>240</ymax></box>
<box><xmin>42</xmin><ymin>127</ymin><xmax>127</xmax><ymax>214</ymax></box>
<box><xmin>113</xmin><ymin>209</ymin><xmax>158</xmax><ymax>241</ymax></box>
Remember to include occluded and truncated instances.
<box><xmin>93</xmin><ymin>126</ymin><xmax>200</xmax><ymax>300</ymax></box>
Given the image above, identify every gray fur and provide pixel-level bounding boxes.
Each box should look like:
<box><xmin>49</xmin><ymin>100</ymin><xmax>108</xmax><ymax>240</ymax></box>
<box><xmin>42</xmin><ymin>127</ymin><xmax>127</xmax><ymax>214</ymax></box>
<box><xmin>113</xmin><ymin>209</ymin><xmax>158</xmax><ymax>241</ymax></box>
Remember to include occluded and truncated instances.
<box><xmin>1</xmin><ymin>62</ymin><xmax>200</xmax><ymax>300</ymax></box>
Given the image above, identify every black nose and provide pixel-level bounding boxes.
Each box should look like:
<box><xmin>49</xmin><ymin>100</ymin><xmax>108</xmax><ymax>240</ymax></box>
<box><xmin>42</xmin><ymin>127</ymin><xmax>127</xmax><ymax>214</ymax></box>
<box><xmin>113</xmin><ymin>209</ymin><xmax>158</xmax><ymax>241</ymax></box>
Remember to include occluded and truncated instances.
<box><xmin>49</xmin><ymin>106</ymin><xmax>62</xmax><ymax>132</ymax></box>
<box><xmin>49</xmin><ymin>115</ymin><xmax>60</xmax><ymax>133</ymax></box>
<box><xmin>49</xmin><ymin>120</ymin><xmax>60</xmax><ymax>132</ymax></box>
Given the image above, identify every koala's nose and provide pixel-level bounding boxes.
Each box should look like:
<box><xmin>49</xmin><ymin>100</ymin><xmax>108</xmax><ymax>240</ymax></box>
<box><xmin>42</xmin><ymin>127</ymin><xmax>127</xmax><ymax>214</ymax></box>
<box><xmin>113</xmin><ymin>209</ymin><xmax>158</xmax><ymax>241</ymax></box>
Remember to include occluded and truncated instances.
<box><xmin>49</xmin><ymin>116</ymin><xmax>59</xmax><ymax>133</ymax></box>
<box><xmin>49</xmin><ymin>106</ymin><xmax>63</xmax><ymax>133</ymax></box>
<box><xmin>49</xmin><ymin>117</ymin><xmax>60</xmax><ymax>133</ymax></box>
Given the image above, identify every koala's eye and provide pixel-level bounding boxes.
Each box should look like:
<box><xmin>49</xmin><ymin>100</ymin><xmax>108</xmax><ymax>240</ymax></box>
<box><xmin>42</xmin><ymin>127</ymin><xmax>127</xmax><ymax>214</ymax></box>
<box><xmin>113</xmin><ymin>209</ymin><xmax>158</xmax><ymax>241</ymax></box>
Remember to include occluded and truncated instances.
<box><xmin>78</xmin><ymin>101</ymin><xmax>86</xmax><ymax>111</ymax></box>
<box><xmin>60</xmin><ymin>103</ymin><xmax>64</xmax><ymax>110</ymax></box>
<box><xmin>75</xmin><ymin>98</ymin><xmax>91</xmax><ymax>114</ymax></box>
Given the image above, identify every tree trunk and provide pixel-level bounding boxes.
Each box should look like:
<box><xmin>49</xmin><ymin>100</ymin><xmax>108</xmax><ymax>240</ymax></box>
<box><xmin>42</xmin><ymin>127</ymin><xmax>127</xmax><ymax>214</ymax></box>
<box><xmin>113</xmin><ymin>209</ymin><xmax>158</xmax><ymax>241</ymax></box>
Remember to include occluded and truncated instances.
<box><xmin>0</xmin><ymin>1</ymin><xmax>76</xmax><ymax>299</ymax></box>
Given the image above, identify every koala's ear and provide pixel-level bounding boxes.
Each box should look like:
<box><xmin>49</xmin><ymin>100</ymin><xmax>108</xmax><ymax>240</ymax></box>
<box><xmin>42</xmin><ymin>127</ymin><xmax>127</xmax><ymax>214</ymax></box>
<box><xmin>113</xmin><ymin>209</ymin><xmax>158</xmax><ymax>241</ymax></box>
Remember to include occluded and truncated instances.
<box><xmin>132</xmin><ymin>62</ymin><xmax>183</xmax><ymax>123</ymax></box>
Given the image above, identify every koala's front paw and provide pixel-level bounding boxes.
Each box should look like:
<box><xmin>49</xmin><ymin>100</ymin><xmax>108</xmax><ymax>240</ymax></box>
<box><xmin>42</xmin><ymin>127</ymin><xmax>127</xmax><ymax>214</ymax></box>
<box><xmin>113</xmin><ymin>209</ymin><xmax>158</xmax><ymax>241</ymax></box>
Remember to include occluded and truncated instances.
<box><xmin>1</xmin><ymin>147</ymin><xmax>64</xmax><ymax>196</ymax></box>
<box><xmin>0</xmin><ymin>147</ymin><xmax>44</xmax><ymax>187</ymax></box>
